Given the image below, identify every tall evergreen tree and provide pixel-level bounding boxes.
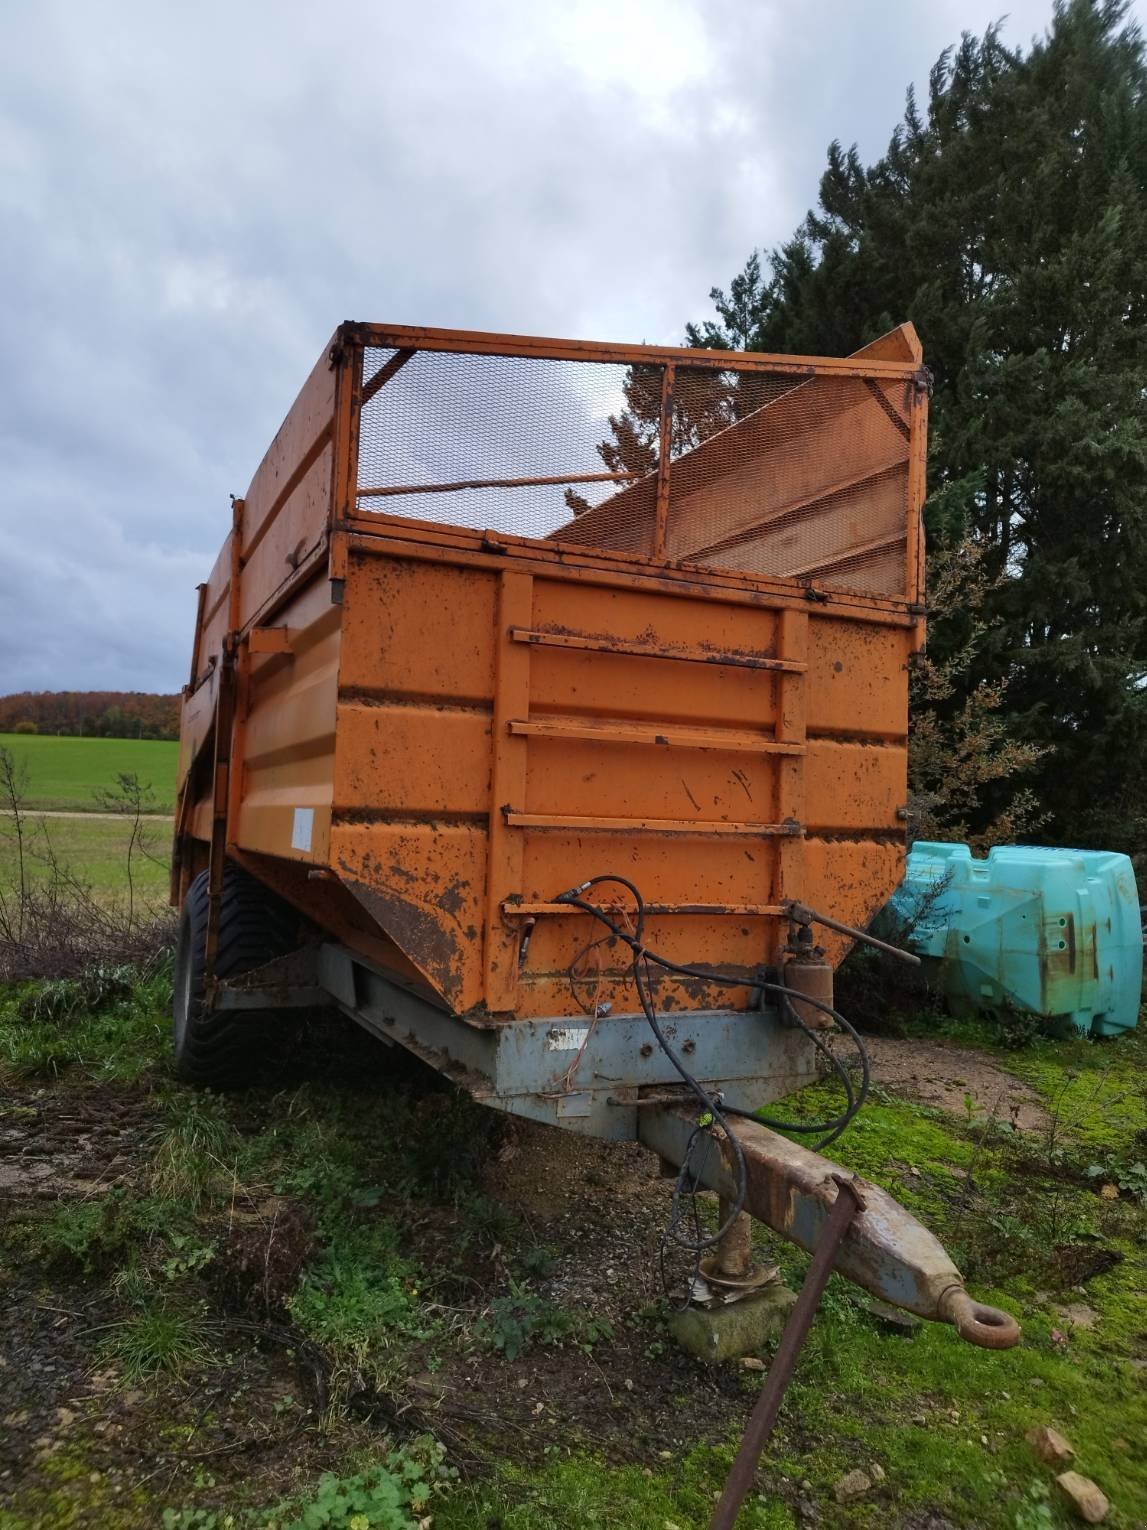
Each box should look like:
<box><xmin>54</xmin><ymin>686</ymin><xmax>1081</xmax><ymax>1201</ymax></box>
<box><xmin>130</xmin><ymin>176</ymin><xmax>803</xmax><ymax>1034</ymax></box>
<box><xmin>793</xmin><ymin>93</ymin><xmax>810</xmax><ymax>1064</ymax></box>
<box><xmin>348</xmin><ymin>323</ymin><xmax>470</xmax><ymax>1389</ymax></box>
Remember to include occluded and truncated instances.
<box><xmin>683</xmin><ymin>1</ymin><xmax>1147</xmax><ymax>853</ymax></box>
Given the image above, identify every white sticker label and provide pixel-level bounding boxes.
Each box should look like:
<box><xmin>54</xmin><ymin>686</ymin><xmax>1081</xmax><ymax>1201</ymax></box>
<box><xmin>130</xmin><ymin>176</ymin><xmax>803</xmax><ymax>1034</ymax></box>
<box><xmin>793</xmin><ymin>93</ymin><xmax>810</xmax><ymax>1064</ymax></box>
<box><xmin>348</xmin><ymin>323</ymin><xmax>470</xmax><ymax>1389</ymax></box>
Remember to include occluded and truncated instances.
<box><xmin>546</xmin><ymin>1026</ymin><xmax>589</xmax><ymax>1053</ymax></box>
<box><xmin>291</xmin><ymin>807</ymin><xmax>314</xmax><ymax>852</ymax></box>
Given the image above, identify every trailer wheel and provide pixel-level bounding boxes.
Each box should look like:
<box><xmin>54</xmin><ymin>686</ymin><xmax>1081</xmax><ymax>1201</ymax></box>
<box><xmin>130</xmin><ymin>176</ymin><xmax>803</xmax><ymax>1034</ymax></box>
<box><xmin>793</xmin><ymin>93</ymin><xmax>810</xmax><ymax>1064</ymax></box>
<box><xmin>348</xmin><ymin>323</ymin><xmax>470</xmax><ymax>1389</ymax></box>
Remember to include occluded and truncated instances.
<box><xmin>173</xmin><ymin>865</ymin><xmax>299</xmax><ymax>1089</ymax></box>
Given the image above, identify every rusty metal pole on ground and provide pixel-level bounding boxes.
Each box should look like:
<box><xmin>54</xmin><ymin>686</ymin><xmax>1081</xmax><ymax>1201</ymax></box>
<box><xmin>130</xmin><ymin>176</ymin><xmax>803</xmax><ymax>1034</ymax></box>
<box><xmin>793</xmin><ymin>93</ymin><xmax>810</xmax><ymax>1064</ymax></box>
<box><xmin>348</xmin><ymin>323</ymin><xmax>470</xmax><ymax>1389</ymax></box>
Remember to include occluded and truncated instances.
<box><xmin>709</xmin><ymin>1176</ymin><xmax>866</xmax><ymax>1530</ymax></box>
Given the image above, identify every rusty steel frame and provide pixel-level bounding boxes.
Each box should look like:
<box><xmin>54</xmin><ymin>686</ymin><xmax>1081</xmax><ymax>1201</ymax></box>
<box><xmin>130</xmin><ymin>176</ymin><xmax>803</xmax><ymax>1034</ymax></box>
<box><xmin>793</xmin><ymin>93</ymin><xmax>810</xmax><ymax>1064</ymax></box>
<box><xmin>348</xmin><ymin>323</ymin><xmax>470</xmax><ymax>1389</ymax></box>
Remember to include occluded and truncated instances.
<box><xmin>180</xmin><ymin>314</ymin><xmax>927</xmax><ymax>1043</ymax></box>
<box><xmin>343</xmin><ymin>320</ymin><xmax>927</xmax><ymax>382</ymax></box>
<box><xmin>341</xmin><ymin>522</ymin><xmax>923</xmax><ymax>623</ymax></box>
<box><xmin>342</xmin><ymin>320</ymin><xmax>928</xmax><ymax>606</ymax></box>
<box><xmin>358</xmin><ymin>469</ymin><xmax>638</xmax><ymax>498</ymax></box>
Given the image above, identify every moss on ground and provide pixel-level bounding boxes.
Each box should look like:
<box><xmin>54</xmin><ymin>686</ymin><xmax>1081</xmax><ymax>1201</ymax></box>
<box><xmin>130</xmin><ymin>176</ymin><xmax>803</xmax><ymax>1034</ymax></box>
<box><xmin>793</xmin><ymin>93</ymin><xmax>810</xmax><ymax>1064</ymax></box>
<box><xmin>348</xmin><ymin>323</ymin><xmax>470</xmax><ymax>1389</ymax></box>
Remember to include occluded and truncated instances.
<box><xmin>0</xmin><ymin>970</ymin><xmax>1144</xmax><ymax>1528</ymax></box>
<box><xmin>436</xmin><ymin>1447</ymin><xmax>796</xmax><ymax>1529</ymax></box>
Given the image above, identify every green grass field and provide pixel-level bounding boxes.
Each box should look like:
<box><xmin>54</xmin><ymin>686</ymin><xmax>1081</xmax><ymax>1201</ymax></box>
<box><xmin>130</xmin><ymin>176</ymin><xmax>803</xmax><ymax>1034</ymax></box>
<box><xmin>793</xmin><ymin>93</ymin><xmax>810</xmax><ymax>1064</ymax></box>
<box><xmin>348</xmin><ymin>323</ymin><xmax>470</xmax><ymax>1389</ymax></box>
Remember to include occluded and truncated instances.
<box><xmin>0</xmin><ymin>813</ymin><xmax>173</xmax><ymax>901</ymax></box>
<box><xmin>0</xmin><ymin>732</ymin><xmax>178</xmax><ymax>813</ymax></box>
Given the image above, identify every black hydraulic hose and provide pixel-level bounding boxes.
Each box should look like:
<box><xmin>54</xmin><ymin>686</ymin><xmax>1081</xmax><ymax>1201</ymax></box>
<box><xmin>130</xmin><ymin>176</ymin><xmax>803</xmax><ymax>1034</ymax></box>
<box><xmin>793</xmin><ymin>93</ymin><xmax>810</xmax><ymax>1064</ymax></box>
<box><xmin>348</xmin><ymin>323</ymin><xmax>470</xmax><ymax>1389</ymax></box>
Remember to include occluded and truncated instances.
<box><xmin>558</xmin><ymin>877</ymin><xmax>750</xmax><ymax>1251</ymax></box>
<box><xmin>555</xmin><ymin>877</ymin><xmax>870</xmax><ymax>1149</ymax></box>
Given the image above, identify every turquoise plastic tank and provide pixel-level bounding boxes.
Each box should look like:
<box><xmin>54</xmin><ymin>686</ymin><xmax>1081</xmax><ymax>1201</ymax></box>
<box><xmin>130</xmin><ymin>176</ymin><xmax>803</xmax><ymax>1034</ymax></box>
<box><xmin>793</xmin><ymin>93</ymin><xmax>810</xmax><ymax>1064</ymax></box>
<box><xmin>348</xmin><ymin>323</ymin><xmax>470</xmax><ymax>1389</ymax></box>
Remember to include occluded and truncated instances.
<box><xmin>888</xmin><ymin>843</ymin><xmax>1141</xmax><ymax>1037</ymax></box>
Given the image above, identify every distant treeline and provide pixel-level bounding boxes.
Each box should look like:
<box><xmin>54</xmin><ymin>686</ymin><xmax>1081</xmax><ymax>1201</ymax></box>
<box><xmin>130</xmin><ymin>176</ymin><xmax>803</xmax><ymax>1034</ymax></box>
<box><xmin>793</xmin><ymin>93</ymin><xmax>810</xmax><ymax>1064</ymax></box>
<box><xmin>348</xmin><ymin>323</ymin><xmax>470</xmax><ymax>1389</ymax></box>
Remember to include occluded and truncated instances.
<box><xmin>0</xmin><ymin>691</ymin><xmax>179</xmax><ymax>740</ymax></box>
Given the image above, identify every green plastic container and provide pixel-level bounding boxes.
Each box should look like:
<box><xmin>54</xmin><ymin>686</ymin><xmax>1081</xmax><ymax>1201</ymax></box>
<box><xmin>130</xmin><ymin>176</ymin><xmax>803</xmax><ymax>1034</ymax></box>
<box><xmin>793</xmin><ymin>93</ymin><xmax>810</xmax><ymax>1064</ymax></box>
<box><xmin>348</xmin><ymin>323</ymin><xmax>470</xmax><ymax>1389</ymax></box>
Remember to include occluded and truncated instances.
<box><xmin>889</xmin><ymin>843</ymin><xmax>1141</xmax><ymax>1037</ymax></box>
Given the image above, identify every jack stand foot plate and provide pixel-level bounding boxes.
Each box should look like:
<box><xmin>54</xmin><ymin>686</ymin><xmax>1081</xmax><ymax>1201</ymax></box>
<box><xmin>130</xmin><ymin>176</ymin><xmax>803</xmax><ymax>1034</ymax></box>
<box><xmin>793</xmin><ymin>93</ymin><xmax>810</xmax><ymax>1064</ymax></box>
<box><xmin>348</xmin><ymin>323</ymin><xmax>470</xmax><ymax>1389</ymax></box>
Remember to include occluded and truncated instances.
<box><xmin>669</xmin><ymin>1280</ymin><xmax>796</xmax><ymax>1364</ymax></box>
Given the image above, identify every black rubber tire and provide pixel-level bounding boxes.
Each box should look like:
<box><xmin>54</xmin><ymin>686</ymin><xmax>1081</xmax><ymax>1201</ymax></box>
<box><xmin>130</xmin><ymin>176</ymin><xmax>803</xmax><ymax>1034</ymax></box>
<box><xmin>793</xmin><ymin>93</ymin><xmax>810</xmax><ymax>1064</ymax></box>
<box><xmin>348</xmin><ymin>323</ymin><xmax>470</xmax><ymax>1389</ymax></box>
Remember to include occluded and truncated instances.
<box><xmin>172</xmin><ymin>864</ymin><xmax>299</xmax><ymax>1089</ymax></box>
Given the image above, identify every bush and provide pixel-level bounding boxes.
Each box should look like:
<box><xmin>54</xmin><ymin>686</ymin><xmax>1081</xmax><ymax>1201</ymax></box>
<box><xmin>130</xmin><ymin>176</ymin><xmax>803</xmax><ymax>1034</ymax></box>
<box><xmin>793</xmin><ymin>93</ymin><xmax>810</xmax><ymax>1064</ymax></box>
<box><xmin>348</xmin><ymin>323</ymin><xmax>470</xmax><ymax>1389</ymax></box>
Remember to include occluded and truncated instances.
<box><xmin>12</xmin><ymin>720</ymin><xmax>37</xmax><ymax>735</ymax></box>
<box><xmin>0</xmin><ymin>745</ymin><xmax>175</xmax><ymax>981</ymax></box>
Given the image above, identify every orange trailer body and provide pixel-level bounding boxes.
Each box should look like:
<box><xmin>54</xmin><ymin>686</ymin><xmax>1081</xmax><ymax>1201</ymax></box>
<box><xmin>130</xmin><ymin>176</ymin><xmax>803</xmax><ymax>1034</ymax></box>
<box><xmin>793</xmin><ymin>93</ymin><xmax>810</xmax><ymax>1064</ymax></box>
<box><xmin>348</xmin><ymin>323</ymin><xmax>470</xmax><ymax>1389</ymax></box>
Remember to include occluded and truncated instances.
<box><xmin>174</xmin><ymin>320</ymin><xmax>926</xmax><ymax>1130</ymax></box>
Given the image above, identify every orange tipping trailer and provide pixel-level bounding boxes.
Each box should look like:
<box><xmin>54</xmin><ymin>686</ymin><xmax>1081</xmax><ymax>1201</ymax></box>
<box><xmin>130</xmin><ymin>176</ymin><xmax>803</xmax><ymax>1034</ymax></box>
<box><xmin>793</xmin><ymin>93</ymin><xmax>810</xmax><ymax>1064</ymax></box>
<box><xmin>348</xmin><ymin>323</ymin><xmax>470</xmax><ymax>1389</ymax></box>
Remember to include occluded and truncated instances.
<box><xmin>171</xmin><ymin>320</ymin><xmax>1018</xmax><ymax>1352</ymax></box>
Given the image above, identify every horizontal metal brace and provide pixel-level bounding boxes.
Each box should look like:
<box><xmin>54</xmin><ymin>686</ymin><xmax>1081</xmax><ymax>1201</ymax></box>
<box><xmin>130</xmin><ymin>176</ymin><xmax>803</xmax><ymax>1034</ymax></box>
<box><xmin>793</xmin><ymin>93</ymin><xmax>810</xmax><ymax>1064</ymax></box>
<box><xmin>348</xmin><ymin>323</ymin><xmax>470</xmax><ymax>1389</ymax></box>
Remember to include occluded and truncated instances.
<box><xmin>216</xmin><ymin>983</ymin><xmax>328</xmax><ymax>1011</ymax></box>
<box><xmin>507</xmin><ymin>718</ymin><xmax>804</xmax><ymax>755</ymax></box>
<box><xmin>359</xmin><ymin>470</ymin><xmax>637</xmax><ymax>498</ymax></box>
<box><xmin>503</xmin><ymin>811</ymin><xmax>803</xmax><ymax>836</ymax></box>
<box><xmin>502</xmin><ymin>900</ymin><xmax>786</xmax><ymax>918</ymax></box>
<box><xmin>212</xmin><ymin>946</ymin><xmax>326</xmax><ymax>1011</ymax></box>
<box><xmin>344</xmin><ymin>321</ymin><xmax>925</xmax><ymax>381</ymax></box>
<box><xmin>509</xmin><ymin>626</ymin><xmax>805</xmax><ymax>673</ymax></box>
<box><xmin>314</xmin><ymin>944</ymin><xmax>816</xmax><ymax>1140</ymax></box>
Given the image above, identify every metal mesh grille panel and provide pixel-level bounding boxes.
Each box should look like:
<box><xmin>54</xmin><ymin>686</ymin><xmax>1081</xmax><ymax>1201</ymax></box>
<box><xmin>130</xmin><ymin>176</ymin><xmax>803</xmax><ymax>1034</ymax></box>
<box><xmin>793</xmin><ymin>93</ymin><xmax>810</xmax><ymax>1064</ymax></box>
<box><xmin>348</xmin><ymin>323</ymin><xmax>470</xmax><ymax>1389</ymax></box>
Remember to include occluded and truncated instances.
<box><xmin>356</xmin><ymin>344</ymin><xmax>916</xmax><ymax>598</ymax></box>
<box><xmin>358</xmin><ymin>348</ymin><xmax>639</xmax><ymax>537</ymax></box>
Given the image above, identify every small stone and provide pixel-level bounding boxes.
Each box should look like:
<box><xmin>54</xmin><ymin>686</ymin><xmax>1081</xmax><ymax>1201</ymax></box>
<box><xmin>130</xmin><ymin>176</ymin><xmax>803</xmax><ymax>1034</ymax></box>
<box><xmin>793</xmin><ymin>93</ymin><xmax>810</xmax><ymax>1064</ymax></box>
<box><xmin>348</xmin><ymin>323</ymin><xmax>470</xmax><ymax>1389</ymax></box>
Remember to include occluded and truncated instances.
<box><xmin>912</xmin><ymin>1414</ymin><xmax>927</xmax><ymax>1427</ymax></box>
<box><xmin>659</xmin><ymin>1450</ymin><xmax>673</xmax><ymax>1460</ymax></box>
<box><xmin>1056</xmin><ymin>1471</ymin><xmax>1109</xmax><ymax>1524</ymax></box>
<box><xmin>740</xmin><ymin>1357</ymin><xmax>766</xmax><ymax>1371</ymax></box>
<box><xmin>1027</xmin><ymin>1426</ymin><xmax>1075</xmax><ymax>1465</ymax></box>
<box><xmin>870</xmin><ymin>1463</ymin><xmax>885</xmax><ymax>1482</ymax></box>
<box><xmin>1054</xmin><ymin>1303</ymin><xmax>1099</xmax><ymax>1331</ymax></box>
<box><xmin>834</xmin><ymin>1469</ymin><xmax>872</xmax><ymax>1503</ymax></box>
<box><xmin>55</xmin><ymin>1407</ymin><xmax>76</xmax><ymax>1429</ymax></box>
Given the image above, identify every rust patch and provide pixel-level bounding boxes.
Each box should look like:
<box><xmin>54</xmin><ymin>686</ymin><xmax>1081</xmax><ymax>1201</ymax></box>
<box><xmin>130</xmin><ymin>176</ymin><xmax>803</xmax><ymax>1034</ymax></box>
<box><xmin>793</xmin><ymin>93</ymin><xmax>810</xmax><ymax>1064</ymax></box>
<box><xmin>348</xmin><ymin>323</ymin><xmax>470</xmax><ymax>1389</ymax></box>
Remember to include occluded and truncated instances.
<box><xmin>341</xmin><ymin>873</ymin><xmax>460</xmax><ymax>1007</ymax></box>
<box><xmin>437</xmin><ymin>880</ymin><xmax>468</xmax><ymax>918</ymax></box>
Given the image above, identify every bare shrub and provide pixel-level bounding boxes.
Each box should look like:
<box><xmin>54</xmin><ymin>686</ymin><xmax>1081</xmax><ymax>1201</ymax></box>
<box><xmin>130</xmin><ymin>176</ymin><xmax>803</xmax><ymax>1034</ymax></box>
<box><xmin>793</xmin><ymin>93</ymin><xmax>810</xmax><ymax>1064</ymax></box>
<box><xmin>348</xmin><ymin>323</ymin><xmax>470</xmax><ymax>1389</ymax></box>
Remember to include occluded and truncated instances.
<box><xmin>0</xmin><ymin>746</ymin><xmax>175</xmax><ymax>982</ymax></box>
<box><xmin>909</xmin><ymin>535</ymin><xmax>1045</xmax><ymax>850</ymax></box>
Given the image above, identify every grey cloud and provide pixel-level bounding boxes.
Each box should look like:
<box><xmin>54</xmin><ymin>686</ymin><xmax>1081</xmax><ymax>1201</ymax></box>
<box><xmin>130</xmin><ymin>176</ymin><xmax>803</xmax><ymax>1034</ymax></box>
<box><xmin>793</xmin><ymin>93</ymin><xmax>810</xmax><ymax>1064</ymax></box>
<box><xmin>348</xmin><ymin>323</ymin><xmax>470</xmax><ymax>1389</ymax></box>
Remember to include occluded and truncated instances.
<box><xmin>0</xmin><ymin>0</ymin><xmax>1120</xmax><ymax>693</ymax></box>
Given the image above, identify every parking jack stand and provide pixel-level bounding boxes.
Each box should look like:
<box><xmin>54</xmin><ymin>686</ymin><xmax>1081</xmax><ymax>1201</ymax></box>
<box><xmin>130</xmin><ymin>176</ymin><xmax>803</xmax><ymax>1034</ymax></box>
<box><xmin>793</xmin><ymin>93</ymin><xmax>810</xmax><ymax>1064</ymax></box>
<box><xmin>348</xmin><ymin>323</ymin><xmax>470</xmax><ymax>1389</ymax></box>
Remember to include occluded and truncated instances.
<box><xmin>668</xmin><ymin>1197</ymin><xmax>795</xmax><ymax>1365</ymax></box>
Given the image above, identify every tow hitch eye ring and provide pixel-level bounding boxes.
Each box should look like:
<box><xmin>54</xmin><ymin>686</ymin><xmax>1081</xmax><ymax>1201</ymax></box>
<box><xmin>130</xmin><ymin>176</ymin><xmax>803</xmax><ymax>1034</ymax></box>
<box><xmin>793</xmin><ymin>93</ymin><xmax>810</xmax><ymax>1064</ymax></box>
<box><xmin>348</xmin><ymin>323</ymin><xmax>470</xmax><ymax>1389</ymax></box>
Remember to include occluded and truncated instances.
<box><xmin>939</xmin><ymin>1286</ymin><xmax>1021</xmax><ymax>1350</ymax></box>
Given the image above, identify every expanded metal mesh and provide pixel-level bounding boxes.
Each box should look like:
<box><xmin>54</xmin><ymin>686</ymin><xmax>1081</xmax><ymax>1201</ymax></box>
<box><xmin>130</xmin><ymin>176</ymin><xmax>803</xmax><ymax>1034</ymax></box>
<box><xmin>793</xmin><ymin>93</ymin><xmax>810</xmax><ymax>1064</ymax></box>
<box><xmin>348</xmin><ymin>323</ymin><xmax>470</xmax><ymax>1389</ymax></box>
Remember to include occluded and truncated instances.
<box><xmin>356</xmin><ymin>344</ymin><xmax>915</xmax><ymax>598</ymax></box>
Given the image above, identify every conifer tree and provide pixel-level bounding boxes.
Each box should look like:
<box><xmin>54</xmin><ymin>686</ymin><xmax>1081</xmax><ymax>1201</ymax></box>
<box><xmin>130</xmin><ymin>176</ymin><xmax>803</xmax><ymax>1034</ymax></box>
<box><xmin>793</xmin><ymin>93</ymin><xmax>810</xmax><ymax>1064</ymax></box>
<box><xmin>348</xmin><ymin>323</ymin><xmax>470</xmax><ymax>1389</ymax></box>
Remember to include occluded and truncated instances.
<box><xmin>680</xmin><ymin>1</ymin><xmax>1147</xmax><ymax>852</ymax></box>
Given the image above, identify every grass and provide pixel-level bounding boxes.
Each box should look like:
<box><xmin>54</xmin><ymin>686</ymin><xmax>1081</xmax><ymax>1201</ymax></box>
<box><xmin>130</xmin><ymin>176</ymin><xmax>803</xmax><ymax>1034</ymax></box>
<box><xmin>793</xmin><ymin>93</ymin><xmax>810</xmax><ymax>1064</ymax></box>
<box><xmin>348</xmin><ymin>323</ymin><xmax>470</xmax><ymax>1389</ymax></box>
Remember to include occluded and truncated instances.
<box><xmin>0</xmin><ymin>811</ymin><xmax>172</xmax><ymax>900</ymax></box>
<box><xmin>0</xmin><ymin>961</ymin><xmax>172</xmax><ymax>1081</ymax></box>
<box><xmin>0</xmin><ymin>732</ymin><xmax>178</xmax><ymax>813</ymax></box>
<box><xmin>100</xmin><ymin>1302</ymin><xmax>211</xmax><ymax>1381</ymax></box>
<box><xmin>0</xmin><ymin>954</ymin><xmax>1144</xmax><ymax>1528</ymax></box>
<box><xmin>436</xmin><ymin>1448</ymin><xmax>795</xmax><ymax>1530</ymax></box>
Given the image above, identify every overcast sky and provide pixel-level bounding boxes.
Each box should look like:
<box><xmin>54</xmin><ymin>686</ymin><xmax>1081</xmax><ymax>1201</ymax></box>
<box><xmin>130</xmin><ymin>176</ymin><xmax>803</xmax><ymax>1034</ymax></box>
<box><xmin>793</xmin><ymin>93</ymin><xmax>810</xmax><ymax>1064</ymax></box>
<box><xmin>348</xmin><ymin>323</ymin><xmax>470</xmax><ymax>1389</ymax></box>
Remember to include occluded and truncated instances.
<box><xmin>1</xmin><ymin>0</ymin><xmax>1132</xmax><ymax>696</ymax></box>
